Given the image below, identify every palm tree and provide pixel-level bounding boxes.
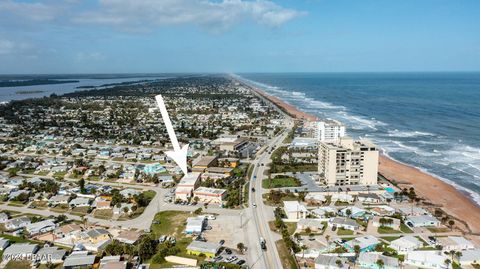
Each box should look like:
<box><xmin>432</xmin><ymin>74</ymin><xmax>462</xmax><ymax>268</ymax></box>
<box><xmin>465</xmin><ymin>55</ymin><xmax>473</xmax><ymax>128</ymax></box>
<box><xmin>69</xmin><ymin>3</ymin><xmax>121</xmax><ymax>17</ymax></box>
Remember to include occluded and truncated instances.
<box><xmin>455</xmin><ymin>251</ymin><xmax>462</xmax><ymax>264</ymax></box>
<box><xmin>301</xmin><ymin>245</ymin><xmax>308</xmax><ymax>258</ymax></box>
<box><xmin>325</xmin><ymin>235</ymin><xmax>330</xmax><ymax>245</ymax></box>
<box><xmin>444</xmin><ymin>258</ymin><xmax>451</xmax><ymax>268</ymax></box>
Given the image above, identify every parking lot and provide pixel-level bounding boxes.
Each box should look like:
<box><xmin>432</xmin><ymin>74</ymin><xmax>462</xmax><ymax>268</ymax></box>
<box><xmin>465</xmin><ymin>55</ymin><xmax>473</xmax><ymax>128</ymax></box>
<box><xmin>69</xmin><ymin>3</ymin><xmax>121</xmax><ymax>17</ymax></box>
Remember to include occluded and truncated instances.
<box><xmin>202</xmin><ymin>214</ymin><xmax>248</xmax><ymax>265</ymax></box>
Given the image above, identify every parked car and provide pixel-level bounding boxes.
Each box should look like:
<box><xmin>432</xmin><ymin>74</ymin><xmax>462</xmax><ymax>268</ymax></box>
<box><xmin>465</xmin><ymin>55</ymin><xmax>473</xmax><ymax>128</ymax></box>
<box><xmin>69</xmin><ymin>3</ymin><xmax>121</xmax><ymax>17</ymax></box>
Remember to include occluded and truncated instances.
<box><xmin>159</xmin><ymin>235</ymin><xmax>166</xmax><ymax>243</ymax></box>
<box><xmin>225</xmin><ymin>248</ymin><xmax>232</xmax><ymax>255</ymax></box>
<box><xmin>219</xmin><ymin>239</ymin><xmax>225</xmax><ymax>245</ymax></box>
<box><xmin>236</xmin><ymin>260</ymin><xmax>246</xmax><ymax>265</ymax></box>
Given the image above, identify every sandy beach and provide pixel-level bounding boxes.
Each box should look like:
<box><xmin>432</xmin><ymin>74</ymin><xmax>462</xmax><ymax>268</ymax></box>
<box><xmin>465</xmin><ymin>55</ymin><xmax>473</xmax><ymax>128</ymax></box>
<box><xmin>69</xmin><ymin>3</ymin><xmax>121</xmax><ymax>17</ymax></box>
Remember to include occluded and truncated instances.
<box><xmin>249</xmin><ymin>83</ymin><xmax>480</xmax><ymax>234</ymax></box>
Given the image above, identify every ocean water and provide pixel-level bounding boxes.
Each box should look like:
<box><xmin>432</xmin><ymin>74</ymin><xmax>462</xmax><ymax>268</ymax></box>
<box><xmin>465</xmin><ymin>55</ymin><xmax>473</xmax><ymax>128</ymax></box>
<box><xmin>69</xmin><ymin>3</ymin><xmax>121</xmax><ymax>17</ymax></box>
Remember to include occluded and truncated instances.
<box><xmin>238</xmin><ymin>73</ymin><xmax>480</xmax><ymax>205</ymax></box>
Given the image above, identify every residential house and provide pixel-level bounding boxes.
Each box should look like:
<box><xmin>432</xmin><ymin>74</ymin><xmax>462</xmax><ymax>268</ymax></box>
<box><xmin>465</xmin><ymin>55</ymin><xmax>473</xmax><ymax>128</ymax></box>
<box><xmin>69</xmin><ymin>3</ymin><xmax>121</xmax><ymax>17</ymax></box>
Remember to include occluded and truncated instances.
<box><xmin>2</xmin><ymin>243</ymin><xmax>39</xmax><ymax>261</ymax></box>
<box><xmin>437</xmin><ymin>236</ymin><xmax>475</xmax><ymax>251</ymax></box>
<box><xmin>328</xmin><ymin>217</ymin><xmax>360</xmax><ymax>231</ymax></box>
<box><xmin>371</xmin><ymin>216</ymin><xmax>401</xmax><ymax>230</ymax></box>
<box><xmin>48</xmin><ymin>194</ymin><xmax>70</xmax><ymax>206</ymax></box>
<box><xmin>26</xmin><ymin>219</ymin><xmax>57</xmax><ymax>235</ymax></box>
<box><xmin>390</xmin><ymin>236</ymin><xmax>424</xmax><ymax>253</ymax></box>
<box><xmin>314</xmin><ymin>254</ymin><xmax>349</xmax><ymax>269</ymax></box>
<box><xmin>344</xmin><ymin>236</ymin><xmax>379</xmax><ymax>252</ymax></box>
<box><xmin>36</xmin><ymin>247</ymin><xmax>67</xmax><ymax>264</ymax></box>
<box><xmin>339</xmin><ymin>206</ymin><xmax>367</xmax><ymax>219</ymax></box>
<box><xmin>405</xmin><ymin>215</ymin><xmax>440</xmax><ymax>228</ymax></box>
<box><xmin>458</xmin><ymin>249</ymin><xmax>480</xmax><ymax>267</ymax></box>
<box><xmin>0</xmin><ymin>238</ymin><xmax>10</xmax><ymax>250</ymax></box>
<box><xmin>297</xmin><ymin>219</ymin><xmax>325</xmax><ymax>233</ymax></box>
<box><xmin>69</xmin><ymin>197</ymin><xmax>91</xmax><ymax>208</ymax></box>
<box><xmin>404</xmin><ymin>251</ymin><xmax>448</xmax><ymax>269</ymax></box>
<box><xmin>5</xmin><ymin>216</ymin><xmax>31</xmax><ymax>231</ymax></box>
<box><xmin>63</xmin><ymin>251</ymin><xmax>96</xmax><ymax>269</ymax></box>
<box><xmin>357</xmin><ymin>252</ymin><xmax>399</xmax><ymax>269</ymax></box>
<box><xmin>283</xmin><ymin>201</ymin><xmax>308</xmax><ymax>220</ymax></box>
<box><xmin>357</xmin><ymin>193</ymin><xmax>382</xmax><ymax>204</ymax></box>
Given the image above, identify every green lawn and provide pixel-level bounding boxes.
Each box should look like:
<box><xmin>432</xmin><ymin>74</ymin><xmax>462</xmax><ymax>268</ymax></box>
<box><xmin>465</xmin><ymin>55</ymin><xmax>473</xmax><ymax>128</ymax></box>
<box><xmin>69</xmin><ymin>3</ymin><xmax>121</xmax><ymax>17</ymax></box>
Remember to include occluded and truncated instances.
<box><xmin>380</xmin><ymin>236</ymin><xmax>401</xmax><ymax>242</ymax></box>
<box><xmin>275</xmin><ymin>239</ymin><xmax>299</xmax><ymax>269</ymax></box>
<box><xmin>93</xmin><ymin>209</ymin><xmax>113</xmax><ymax>219</ymax></box>
<box><xmin>400</xmin><ymin>223</ymin><xmax>414</xmax><ymax>233</ymax></box>
<box><xmin>70</xmin><ymin>206</ymin><xmax>90</xmax><ymax>216</ymax></box>
<box><xmin>5</xmin><ymin>260</ymin><xmax>31</xmax><ymax>269</ymax></box>
<box><xmin>377</xmin><ymin>226</ymin><xmax>402</xmax><ymax>234</ymax></box>
<box><xmin>427</xmin><ymin>227</ymin><xmax>451</xmax><ymax>233</ymax></box>
<box><xmin>337</xmin><ymin>228</ymin><xmax>354</xmax><ymax>236</ymax></box>
<box><xmin>30</xmin><ymin>200</ymin><xmax>48</xmax><ymax>208</ymax></box>
<box><xmin>149</xmin><ymin>211</ymin><xmax>206</xmax><ymax>267</ymax></box>
<box><xmin>262</xmin><ymin>177</ymin><xmax>301</xmax><ymax>188</ymax></box>
<box><xmin>7</xmin><ymin>201</ymin><xmax>26</xmax><ymax>207</ymax></box>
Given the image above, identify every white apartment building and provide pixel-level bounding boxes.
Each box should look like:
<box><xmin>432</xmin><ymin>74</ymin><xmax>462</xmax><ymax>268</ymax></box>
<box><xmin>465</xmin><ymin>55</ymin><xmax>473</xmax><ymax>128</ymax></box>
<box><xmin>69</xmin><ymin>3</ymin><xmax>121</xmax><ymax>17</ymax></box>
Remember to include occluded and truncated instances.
<box><xmin>303</xmin><ymin>120</ymin><xmax>345</xmax><ymax>142</ymax></box>
<box><xmin>318</xmin><ymin>137</ymin><xmax>379</xmax><ymax>186</ymax></box>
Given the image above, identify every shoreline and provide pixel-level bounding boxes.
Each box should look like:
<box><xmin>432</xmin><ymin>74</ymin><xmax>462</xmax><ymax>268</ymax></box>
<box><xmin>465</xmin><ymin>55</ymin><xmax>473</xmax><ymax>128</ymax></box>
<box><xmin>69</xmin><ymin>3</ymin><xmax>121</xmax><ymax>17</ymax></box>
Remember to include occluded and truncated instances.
<box><xmin>245</xmin><ymin>80</ymin><xmax>480</xmax><ymax>234</ymax></box>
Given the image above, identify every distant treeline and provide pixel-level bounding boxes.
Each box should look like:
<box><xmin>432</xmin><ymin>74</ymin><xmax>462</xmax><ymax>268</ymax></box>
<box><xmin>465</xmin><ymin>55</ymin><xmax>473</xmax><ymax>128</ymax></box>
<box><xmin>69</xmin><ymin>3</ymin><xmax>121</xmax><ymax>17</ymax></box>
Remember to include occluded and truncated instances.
<box><xmin>0</xmin><ymin>79</ymin><xmax>79</xmax><ymax>87</ymax></box>
<box><xmin>76</xmin><ymin>79</ymin><xmax>157</xmax><ymax>89</ymax></box>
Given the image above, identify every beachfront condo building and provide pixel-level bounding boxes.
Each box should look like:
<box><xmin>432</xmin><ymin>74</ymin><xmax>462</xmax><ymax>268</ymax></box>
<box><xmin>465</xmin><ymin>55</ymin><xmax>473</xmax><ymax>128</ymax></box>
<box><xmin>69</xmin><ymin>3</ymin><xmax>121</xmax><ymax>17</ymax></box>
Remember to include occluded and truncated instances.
<box><xmin>318</xmin><ymin>137</ymin><xmax>379</xmax><ymax>186</ymax></box>
<box><xmin>304</xmin><ymin>119</ymin><xmax>345</xmax><ymax>142</ymax></box>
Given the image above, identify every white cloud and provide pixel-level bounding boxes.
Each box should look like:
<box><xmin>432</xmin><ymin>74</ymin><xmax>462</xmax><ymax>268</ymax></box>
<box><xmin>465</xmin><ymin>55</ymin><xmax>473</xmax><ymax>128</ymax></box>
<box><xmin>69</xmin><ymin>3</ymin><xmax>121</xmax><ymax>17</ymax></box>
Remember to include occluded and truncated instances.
<box><xmin>0</xmin><ymin>0</ymin><xmax>59</xmax><ymax>22</ymax></box>
<box><xmin>73</xmin><ymin>0</ymin><xmax>305</xmax><ymax>31</ymax></box>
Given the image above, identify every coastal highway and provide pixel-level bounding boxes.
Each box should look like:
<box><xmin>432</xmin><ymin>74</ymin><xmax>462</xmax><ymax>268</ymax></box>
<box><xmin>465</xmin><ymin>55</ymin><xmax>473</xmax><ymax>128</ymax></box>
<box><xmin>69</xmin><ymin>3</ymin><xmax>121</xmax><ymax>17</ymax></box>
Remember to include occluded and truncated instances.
<box><xmin>246</xmin><ymin>122</ymin><xmax>292</xmax><ymax>269</ymax></box>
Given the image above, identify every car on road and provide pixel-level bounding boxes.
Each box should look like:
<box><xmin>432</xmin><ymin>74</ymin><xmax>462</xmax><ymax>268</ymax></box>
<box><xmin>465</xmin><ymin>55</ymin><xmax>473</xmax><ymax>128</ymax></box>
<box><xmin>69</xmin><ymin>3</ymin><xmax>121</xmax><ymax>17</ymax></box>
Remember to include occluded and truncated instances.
<box><xmin>252</xmin><ymin>203</ymin><xmax>257</xmax><ymax>208</ymax></box>
<box><xmin>206</xmin><ymin>215</ymin><xmax>216</xmax><ymax>220</ymax></box>
<box><xmin>219</xmin><ymin>240</ymin><xmax>225</xmax><ymax>245</ymax></box>
<box><xmin>260</xmin><ymin>237</ymin><xmax>267</xmax><ymax>250</ymax></box>
<box><xmin>205</xmin><ymin>226</ymin><xmax>212</xmax><ymax>230</ymax></box>
<box><xmin>251</xmin><ymin>187</ymin><xmax>255</xmax><ymax>192</ymax></box>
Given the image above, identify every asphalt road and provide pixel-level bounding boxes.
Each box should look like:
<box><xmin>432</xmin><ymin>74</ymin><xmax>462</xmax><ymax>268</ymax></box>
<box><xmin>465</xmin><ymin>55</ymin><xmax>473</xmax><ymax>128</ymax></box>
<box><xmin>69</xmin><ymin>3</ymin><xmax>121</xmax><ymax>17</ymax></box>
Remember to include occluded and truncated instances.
<box><xmin>245</xmin><ymin>121</ymin><xmax>293</xmax><ymax>269</ymax></box>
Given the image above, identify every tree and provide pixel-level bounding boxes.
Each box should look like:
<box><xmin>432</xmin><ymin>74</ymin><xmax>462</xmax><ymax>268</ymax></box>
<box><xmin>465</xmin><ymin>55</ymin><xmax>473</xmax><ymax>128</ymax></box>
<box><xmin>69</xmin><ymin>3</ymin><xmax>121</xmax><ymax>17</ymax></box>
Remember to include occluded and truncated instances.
<box><xmin>376</xmin><ymin>259</ymin><xmax>385</xmax><ymax>268</ymax></box>
<box><xmin>301</xmin><ymin>245</ymin><xmax>308</xmax><ymax>258</ymax></box>
<box><xmin>137</xmin><ymin>235</ymin><xmax>158</xmax><ymax>261</ymax></box>
<box><xmin>346</xmin><ymin>209</ymin><xmax>352</xmax><ymax>217</ymax></box>
<box><xmin>305</xmin><ymin>227</ymin><xmax>312</xmax><ymax>235</ymax></box>
<box><xmin>444</xmin><ymin>258</ymin><xmax>451</xmax><ymax>268</ymax></box>
<box><xmin>354</xmin><ymin>245</ymin><xmax>361</xmax><ymax>258</ymax></box>
<box><xmin>237</xmin><ymin>242</ymin><xmax>245</xmax><ymax>253</ymax></box>
<box><xmin>194</xmin><ymin>207</ymin><xmax>203</xmax><ymax>215</ymax></box>
<box><xmin>335</xmin><ymin>259</ymin><xmax>343</xmax><ymax>267</ymax></box>
<box><xmin>78</xmin><ymin>178</ymin><xmax>86</xmax><ymax>194</ymax></box>
<box><xmin>448</xmin><ymin>220</ymin><xmax>455</xmax><ymax>230</ymax></box>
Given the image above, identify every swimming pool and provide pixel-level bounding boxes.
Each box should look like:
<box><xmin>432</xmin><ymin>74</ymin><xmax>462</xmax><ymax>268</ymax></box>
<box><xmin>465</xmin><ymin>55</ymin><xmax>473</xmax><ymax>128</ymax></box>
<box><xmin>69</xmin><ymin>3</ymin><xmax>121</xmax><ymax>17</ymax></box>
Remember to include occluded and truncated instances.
<box><xmin>384</xmin><ymin>187</ymin><xmax>395</xmax><ymax>193</ymax></box>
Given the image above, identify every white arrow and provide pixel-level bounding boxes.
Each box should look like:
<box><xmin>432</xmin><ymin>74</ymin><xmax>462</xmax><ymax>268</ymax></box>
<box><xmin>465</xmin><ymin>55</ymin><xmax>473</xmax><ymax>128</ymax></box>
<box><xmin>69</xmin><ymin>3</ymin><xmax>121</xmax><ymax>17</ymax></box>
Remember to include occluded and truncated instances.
<box><xmin>155</xmin><ymin>94</ymin><xmax>189</xmax><ymax>175</ymax></box>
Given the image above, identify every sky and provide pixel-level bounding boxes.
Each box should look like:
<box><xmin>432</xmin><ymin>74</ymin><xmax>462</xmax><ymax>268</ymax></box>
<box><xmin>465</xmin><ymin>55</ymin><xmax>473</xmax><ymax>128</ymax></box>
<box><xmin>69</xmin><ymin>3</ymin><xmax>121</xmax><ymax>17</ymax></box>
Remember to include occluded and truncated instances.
<box><xmin>0</xmin><ymin>0</ymin><xmax>479</xmax><ymax>74</ymax></box>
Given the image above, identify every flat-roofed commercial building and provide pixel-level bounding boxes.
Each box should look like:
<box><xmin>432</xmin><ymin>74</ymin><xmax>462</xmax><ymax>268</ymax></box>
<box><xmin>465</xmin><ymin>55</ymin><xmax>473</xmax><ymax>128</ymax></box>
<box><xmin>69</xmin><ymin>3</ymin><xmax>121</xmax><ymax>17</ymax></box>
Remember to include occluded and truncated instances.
<box><xmin>193</xmin><ymin>187</ymin><xmax>226</xmax><ymax>204</ymax></box>
<box><xmin>318</xmin><ymin>137</ymin><xmax>379</xmax><ymax>186</ymax></box>
<box><xmin>192</xmin><ymin>156</ymin><xmax>218</xmax><ymax>172</ymax></box>
<box><xmin>175</xmin><ymin>172</ymin><xmax>201</xmax><ymax>201</ymax></box>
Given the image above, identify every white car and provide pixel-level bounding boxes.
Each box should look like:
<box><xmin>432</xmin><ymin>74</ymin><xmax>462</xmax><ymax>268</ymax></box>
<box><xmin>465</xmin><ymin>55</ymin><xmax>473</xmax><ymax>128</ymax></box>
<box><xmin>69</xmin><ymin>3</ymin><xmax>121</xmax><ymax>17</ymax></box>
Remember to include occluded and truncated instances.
<box><xmin>252</xmin><ymin>203</ymin><xmax>257</xmax><ymax>208</ymax></box>
<box><xmin>206</xmin><ymin>215</ymin><xmax>216</xmax><ymax>220</ymax></box>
